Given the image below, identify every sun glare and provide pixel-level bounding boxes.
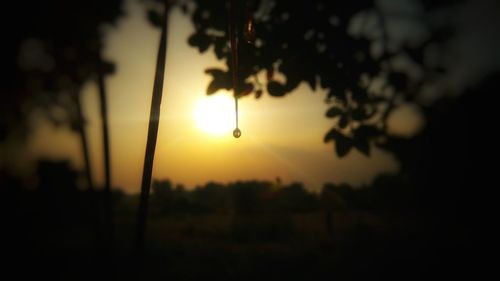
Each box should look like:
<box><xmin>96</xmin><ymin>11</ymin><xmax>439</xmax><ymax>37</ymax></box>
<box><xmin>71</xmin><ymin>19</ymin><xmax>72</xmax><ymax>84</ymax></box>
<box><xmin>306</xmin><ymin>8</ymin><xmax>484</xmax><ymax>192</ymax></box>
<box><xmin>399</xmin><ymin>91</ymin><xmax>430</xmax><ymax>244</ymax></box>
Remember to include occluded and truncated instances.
<box><xmin>194</xmin><ymin>94</ymin><xmax>235</xmax><ymax>136</ymax></box>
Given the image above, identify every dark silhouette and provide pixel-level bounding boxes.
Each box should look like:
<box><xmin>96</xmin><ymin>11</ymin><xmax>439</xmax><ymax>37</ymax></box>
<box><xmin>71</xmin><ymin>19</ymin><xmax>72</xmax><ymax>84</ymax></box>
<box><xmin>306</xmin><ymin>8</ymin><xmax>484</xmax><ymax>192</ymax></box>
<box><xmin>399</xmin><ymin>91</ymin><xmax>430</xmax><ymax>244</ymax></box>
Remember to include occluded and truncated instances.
<box><xmin>2</xmin><ymin>0</ymin><xmax>123</xmax><ymax>190</ymax></box>
<box><xmin>1</xmin><ymin>0</ymin><xmax>494</xmax><ymax>279</ymax></box>
<box><xmin>0</xmin><ymin>159</ymin><xmax>482</xmax><ymax>279</ymax></box>
<box><xmin>1</xmin><ymin>160</ymin><xmax>107</xmax><ymax>278</ymax></box>
<box><xmin>1</xmin><ymin>0</ymin><xmax>125</xmax><ymax>273</ymax></box>
<box><xmin>174</xmin><ymin>3</ymin><xmax>493</xmax><ymax>274</ymax></box>
<box><xmin>321</xmin><ymin>183</ymin><xmax>343</xmax><ymax>237</ymax></box>
<box><xmin>179</xmin><ymin>0</ymin><xmax>479</xmax><ymax>160</ymax></box>
<box><xmin>135</xmin><ymin>0</ymin><xmax>170</xmax><ymax>256</ymax></box>
<box><xmin>96</xmin><ymin>47</ymin><xmax>114</xmax><ymax>253</ymax></box>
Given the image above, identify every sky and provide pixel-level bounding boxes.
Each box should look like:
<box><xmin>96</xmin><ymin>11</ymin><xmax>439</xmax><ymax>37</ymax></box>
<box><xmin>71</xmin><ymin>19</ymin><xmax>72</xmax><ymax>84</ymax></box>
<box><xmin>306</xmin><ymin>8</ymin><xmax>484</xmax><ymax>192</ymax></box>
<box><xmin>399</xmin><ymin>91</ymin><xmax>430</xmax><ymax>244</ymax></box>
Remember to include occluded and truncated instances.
<box><xmin>16</xmin><ymin>0</ymin><xmax>415</xmax><ymax>193</ymax></box>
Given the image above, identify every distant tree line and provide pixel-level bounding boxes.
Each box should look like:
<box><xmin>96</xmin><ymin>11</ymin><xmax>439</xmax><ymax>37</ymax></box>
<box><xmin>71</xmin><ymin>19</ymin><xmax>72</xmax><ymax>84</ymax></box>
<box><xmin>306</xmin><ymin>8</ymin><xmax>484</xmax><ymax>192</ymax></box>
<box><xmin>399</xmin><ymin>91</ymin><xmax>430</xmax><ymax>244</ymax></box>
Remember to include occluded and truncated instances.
<box><xmin>145</xmin><ymin>175</ymin><xmax>418</xmax><ymax>216</ymax></box>
<box><xmin>0</xmin><ymin>158</ymin><xmax>422</xmax><ymax>227</ymax></box>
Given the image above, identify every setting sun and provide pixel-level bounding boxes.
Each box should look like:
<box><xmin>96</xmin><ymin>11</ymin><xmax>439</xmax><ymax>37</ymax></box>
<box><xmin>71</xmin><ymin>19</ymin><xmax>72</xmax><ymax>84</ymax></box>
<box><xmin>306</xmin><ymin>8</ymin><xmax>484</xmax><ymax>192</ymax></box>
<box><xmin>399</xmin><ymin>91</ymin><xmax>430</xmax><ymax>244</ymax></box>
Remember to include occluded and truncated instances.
<box><xmin>193</xmin><ymin>94</ymin><xmax>236</xmax><ymax>136</ymax></box>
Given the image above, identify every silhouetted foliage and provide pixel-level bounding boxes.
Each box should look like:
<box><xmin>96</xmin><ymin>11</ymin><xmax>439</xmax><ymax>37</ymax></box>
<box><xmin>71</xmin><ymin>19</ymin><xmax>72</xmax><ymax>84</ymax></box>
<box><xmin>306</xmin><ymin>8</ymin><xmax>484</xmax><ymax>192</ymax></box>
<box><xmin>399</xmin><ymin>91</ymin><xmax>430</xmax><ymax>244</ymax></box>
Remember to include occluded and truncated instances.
<box><xmin>158</xmin><ymin>0</ymin><xmax>472</xmax><ymax>158</ymax></box>
<box><xmin>151</xmin><ymin>179</ymin><xmax>174</xmax><ymax>214</ymax></box>
<box><xmin>1</xmin><ymin>160</ymin><xmax>481</xmax><ymax>279</ymax></box>
<box><xmin>0</xmin><ymin>1</ymin><xmax>489</xmax><ymax>278</ymax></box>
<box><xmin>1</xmin><ymin>1</ymin><xmax>123</xmax><ymax>140</ymax></box>
<box><xmin>145</xmin><ymin>176</ymin><xmax>425</xmax><ymax>216</ymax></box>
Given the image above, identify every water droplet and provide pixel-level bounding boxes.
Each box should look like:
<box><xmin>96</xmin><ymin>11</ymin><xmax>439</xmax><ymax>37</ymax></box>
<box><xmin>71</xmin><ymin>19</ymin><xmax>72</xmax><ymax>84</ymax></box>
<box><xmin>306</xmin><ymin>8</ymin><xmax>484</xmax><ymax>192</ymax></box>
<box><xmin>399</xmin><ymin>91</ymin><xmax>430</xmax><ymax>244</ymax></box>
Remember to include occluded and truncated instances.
<box><xmin>233</xmin><ymin>128</ymin><xmax>241</xmax><ymax>138</ymax></box>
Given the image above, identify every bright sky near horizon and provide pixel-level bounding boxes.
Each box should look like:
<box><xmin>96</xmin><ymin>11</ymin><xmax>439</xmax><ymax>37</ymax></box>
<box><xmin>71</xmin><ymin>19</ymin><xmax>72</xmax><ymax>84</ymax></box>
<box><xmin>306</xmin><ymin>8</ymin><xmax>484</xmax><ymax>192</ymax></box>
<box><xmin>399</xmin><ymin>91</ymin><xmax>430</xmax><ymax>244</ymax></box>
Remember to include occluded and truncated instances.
<box><xmin>19</xmin><ymin>0</ymin><xmax>405</xmax><ymax>193</ymax></box>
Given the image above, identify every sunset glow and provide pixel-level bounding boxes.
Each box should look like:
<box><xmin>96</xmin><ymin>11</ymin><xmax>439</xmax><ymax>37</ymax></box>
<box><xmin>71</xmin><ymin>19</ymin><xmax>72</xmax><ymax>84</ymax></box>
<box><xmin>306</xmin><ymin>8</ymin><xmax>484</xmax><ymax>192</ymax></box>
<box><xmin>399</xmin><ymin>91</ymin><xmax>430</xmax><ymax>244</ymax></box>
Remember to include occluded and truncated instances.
<box><xmin>17</xmin><ymin>3</ymin><xmax>401</xmax><ymax>193</ymax></box>
<box><xmin>193</xmin><ymin>94</ymin><xmax>235</xmax><ymax>136</ymax></box>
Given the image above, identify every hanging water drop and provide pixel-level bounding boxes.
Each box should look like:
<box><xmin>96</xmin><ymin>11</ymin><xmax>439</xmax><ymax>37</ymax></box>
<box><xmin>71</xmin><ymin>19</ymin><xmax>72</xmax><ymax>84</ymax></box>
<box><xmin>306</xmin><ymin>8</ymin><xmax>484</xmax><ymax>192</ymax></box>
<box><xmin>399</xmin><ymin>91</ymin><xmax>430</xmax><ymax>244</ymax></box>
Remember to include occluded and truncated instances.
<box><xmin>229</xmin><ymin>0</ymin><xmax>242</xmax><ymax>140</ymax></box>
<box><xmin>233</xmin><ymin>128</ymin><xmax>241</xmax><ymax>138</ymax></box>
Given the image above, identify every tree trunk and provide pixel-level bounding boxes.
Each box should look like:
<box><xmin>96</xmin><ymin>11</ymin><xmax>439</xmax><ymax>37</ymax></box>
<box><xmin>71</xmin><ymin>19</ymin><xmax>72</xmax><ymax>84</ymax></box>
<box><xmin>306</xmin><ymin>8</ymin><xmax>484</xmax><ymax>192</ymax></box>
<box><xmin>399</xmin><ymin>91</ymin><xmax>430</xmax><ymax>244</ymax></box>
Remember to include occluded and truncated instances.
<box><xmin>96</xmin><ymin>50</ymin><xmax>114</xmax><ymax>255</ymax></box>
<box><xmin>135</xmin><ymin>3</ymin><xmax>169</xmax><ymax>256</ymax></box>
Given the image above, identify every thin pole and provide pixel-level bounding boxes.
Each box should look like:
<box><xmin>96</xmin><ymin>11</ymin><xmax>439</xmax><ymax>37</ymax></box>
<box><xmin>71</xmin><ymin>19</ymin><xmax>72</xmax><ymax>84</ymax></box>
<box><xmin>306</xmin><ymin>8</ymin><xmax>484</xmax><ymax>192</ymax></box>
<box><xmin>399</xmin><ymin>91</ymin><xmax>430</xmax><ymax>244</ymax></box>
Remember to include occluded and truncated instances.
<box><xmin>229</xmin><ymin>0</ymin><xmax>241</xmax><ymax>138</ymax></box>
<box><xmin>96</xmin><ymin>49</ymin><xmax>114</xmax><ymax>254</ymax></box>
<box><xmin>135</xmin><ymin>2</ymin><xmax>169</xmax><ymax>255</ymax></box>
<box><xmin>235</xmin><ymin>95</ymin><xmax>239</xmax><ymax>129</ymax></box>
<box><xmin>75</xmin><ymin>92</ymin><xmax>94</xmax><ymax>191</ymax></box>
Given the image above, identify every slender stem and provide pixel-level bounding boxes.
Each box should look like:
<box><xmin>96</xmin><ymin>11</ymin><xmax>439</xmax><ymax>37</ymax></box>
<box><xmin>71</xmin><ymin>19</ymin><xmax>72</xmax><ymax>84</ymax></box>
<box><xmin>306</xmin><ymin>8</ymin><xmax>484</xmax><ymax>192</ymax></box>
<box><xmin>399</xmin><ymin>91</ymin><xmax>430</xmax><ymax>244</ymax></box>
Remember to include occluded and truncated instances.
<box><xmin>235</xmin><ymin>95</ymin><xmax>239</xmax><ymax>128</ymax></box>
<box><xmin>75</xmin><ymin>92</ymin><xmax>94</xmax><ymax>191</ymax></box>
<box><xmin>96</xmin><ymin>49</ymin><xmax>114</xmax><ymax>254</ymax></box>
<box><xmin>229</xmin><ymin>0</ymin><xmax>239</xmax><ymax>128</ymax></box>
<box><xmin>135</xmin><ymin>2</ymin><xmax>169</xmax><ymax>255</ymax></box>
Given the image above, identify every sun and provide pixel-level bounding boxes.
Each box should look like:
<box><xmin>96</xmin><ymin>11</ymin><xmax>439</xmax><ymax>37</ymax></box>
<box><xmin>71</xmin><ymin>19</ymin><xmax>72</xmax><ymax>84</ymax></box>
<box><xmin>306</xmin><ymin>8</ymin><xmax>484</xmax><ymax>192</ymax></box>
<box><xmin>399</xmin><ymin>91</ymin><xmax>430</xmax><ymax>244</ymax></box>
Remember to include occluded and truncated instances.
<box><xmin>193</xmin><ymin>94</ymin><xmax>235</xmax><ymax>136</ymax></box>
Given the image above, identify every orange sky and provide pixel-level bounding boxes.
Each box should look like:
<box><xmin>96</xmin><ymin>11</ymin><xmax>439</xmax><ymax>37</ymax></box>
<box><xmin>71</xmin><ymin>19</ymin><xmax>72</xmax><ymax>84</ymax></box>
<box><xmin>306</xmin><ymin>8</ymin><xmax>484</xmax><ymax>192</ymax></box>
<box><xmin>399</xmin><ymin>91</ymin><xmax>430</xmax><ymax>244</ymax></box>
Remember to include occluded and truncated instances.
<box><xmin>16</xmin><ymin>0</ymin><xmax>424</xmax><ymax>194</ymax></box>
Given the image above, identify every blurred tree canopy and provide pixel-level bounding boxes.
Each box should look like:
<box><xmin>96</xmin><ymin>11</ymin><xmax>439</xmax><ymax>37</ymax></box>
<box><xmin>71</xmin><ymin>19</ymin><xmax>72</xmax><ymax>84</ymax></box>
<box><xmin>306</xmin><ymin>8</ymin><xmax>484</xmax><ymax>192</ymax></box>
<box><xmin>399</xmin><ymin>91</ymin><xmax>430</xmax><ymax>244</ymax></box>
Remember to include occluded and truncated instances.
<box><xmin>1</xmin><ymin>0</ymin><xmax>123</xmax><ymax>141</ymax></box>
<box><xmin>147</xmin><ymin>0</ymin><xmax>464</xmax><ymax>158</ymax></box>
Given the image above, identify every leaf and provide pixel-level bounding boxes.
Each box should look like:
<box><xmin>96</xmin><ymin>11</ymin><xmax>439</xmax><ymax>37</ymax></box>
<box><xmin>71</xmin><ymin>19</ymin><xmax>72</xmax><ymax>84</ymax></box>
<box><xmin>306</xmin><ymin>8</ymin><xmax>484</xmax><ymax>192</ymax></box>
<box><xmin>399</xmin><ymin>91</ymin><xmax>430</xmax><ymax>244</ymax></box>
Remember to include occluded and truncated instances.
<box><xmin>353</xmin><ymin>138</ymin><xmax>370</xmax><ymax>156</ymax></box>
<box><xmin>350</xmin><ymin>125</ymin><xmax>382</xmax><ymax>156</ymax></box>
<box><xmin>207</xmin><ymin>80</ymin><xmax>220</xmax><ymax>95</ymax></box>
<box><xmin>188</xmin><ymin>32</ymin><xmax>211</xmax><ymax>53</ymax></box>
<box><xmin>354</xmin><ymin>125</ymin><xmax>382</xmax><ymax>139</ymax></box>
<box><xmin>351</xmin><ymin>106</ymin><xmax>373</xmax><ymax>121</ymax></box>
<box><xmin>147</xmin><ymin>10</ymin><xmax>163</xmax><ymax>27</ymax></box>
<box><xmin>207</xmin><ymin>77</ymin><xmax>230</xmax><ymax>95</ymax></box>
<box><xmin>214</xmin><ymin>38</ymin><xmax>228</xmax><ymax>60</ymax></box>
<box><xmin>267</xmin><ymin>81</ymin><xmax>287</xmax><ymax>97</ymax></box>
<box><xmin>324</xmin><ymin>128</ymin><xmax>353</xmax><ymax>157</ymax></box>
<box><xmin>240</xmin><ymin>83</ymin><xmax>254</xmax><ymax>96</ymax></box>
<box><xmin>255</xmin><ymin>89</ymin><xmax>263</xmax><ymax>98</ymax></box>
<box><xmin>350</xmin><ymin>86</ymin><xmax>369</xmax><ymax>103</ymax></box>
<box><xmin>305</xmin><ymin>74</ymin><xmax>316</xmax><ymax>91</ymax></box>
<box><xmin>338</xmin><ymin>115</ymin><xmax>348</xmax><ymax>128</ymax></box>
<box><xmin>336</xmin><ymin>137</ymin><xmax>352</xmax><ymax>157</ymax></box>
<box><xmin>324</xmin><ymin>128</ymin><xmax>343</xmax><ymax>143</ymax></box>
<box><xmin>205</xmin><ymin>68</ymin><xmax>231</xmax><ymax>95</ymax></box>
<box><xmin>205</xmin><ymin>68</ymin><xmax>225</xmax><ymax>76</ymax></box>
<box><xmin>325</xmin><ymin>107</ymin><xmax>343</xmax><ymax>118</ymax></box>
<box><xmin>327</xmin><ymin>85</ymin><xmax>348</xmax><ymax>103</ymax></box>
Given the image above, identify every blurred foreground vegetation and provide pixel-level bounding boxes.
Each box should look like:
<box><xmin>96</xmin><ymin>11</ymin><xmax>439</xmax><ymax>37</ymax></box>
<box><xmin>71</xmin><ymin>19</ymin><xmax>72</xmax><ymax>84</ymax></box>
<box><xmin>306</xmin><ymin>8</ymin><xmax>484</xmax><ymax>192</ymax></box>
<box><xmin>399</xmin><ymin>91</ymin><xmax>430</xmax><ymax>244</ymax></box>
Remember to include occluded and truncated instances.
<box><xmin>2</xmin><ymin>159</ymin><xmax>431</xmax><ymax>280</ymax></box>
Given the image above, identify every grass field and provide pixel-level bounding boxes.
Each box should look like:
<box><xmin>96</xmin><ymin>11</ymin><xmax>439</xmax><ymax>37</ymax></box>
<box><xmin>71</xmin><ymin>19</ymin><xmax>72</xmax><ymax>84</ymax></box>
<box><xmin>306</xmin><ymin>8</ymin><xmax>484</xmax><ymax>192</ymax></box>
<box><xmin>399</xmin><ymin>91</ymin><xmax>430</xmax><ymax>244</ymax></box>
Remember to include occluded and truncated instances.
<box><xmin>106</xmin><ymin>210</ymin><xmax>424</xmax><ymax>280</ymax></box>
